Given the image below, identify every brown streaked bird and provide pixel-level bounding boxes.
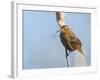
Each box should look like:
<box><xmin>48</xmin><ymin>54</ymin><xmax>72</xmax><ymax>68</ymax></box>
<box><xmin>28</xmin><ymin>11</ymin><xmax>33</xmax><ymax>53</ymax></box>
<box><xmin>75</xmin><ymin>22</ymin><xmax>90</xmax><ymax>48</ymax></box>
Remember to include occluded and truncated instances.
<box><xmin>60</xmin><ymin>25</ymin><xmax>85</xmax><ymax>65</ymax></box>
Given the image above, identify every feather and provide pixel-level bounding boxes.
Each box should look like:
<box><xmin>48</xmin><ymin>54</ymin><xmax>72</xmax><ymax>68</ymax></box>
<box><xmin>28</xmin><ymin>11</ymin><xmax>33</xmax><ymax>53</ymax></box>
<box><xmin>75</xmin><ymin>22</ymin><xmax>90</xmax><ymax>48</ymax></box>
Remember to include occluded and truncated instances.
<box><xmin>60</xmin><ymin>25</ymin><xmax>84</xmax><ymax>57</ymax></box>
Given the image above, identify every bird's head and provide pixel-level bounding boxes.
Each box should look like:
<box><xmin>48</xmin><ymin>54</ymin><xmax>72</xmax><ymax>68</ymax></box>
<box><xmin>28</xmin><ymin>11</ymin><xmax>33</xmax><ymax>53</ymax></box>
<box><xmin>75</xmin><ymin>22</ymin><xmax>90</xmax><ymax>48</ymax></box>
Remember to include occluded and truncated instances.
<box><xmin>61</xmin><ymin>25</ymin><xmax>69</xmax><ymax>33</ymax></box>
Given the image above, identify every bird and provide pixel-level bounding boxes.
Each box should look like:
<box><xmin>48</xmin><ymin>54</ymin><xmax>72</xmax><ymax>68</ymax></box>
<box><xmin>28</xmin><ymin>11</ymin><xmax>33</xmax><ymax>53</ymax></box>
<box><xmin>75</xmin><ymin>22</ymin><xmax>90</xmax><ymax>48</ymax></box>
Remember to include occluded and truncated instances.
<box><xmin>60</xmin><ymin>25</ymin><xmax>85</xmax><ymax>66</ymax></box>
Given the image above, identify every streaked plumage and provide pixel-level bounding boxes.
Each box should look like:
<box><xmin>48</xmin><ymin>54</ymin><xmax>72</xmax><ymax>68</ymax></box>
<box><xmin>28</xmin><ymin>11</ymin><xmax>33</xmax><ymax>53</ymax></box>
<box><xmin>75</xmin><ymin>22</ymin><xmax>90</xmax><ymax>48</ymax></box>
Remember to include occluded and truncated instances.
<box><xmin>60</xmin><ymin>25</ymin><xmax>83</xmax><ymax>56</ymax></box>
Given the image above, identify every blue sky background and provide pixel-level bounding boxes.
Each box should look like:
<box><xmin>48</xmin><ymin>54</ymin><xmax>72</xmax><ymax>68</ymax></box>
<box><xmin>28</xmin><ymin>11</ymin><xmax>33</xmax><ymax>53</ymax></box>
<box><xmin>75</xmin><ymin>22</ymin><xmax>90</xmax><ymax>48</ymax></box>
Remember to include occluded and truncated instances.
<box><xmin>23</xmin><ymin>10</ymin><xmax>91</xmax><ymax>69</ymax></box>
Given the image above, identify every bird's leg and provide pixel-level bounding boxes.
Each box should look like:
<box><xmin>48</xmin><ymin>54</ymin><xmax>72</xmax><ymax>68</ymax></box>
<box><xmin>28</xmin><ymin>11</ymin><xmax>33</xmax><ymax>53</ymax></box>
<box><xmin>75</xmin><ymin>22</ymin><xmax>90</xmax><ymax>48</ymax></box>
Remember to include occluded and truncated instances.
<box><xmin>65</xmin><ymin>49</ymin><xmax>69</xmax><ymax>57</ymax></box>
<box><xmin>65</xmin><ymin>49</ymin><xmax>70</xmax><ymax>67</ymax></box>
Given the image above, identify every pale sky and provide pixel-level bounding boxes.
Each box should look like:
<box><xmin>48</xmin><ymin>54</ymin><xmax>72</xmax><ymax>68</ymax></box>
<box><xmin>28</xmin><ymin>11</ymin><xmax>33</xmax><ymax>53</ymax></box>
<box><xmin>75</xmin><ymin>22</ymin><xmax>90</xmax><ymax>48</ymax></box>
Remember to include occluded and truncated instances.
<box><xmin>23</xmin><ymin>10</ymin><xmax>91</xmax><ymax>69</ymax></box>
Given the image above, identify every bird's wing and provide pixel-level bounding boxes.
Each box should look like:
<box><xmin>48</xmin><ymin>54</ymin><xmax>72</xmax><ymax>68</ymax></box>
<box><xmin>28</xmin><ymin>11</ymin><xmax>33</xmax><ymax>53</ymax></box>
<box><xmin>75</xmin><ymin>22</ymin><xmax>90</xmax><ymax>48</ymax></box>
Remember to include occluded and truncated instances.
<box><xmin>63</xmin><ymin>32</ymin><xmax>82</xmax><ymax>49</ymax></box>
<box><xmin>67</xmin><ymin>27</ymin><xmax>77</xmax><ymax>37</ymax></box>
<box><xmin>64</xmin><ymin>31</ymin><xmax>78</xmax><ymax>43</ymax></box>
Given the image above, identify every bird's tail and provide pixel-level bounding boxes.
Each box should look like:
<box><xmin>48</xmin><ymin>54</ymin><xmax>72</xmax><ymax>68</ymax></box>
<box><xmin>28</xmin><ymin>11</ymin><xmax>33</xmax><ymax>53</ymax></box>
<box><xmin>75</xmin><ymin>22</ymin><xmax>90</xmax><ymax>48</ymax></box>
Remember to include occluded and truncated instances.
<box><xmin>78</xmin><ymin>48</ymin><xmax>83</xmax><ymax>54</ymax></box>
<box><xmin>78</xmin><ymin>48</ymin><xmax>87</xmax><ymax>59</ymax></box>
